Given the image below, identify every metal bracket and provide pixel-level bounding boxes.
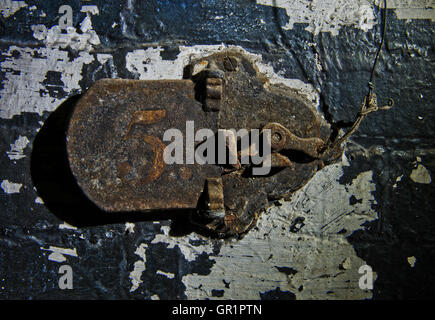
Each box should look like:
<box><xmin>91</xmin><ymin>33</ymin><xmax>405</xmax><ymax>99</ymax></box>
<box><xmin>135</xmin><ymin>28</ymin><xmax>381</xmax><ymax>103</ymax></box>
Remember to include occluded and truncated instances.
<box><xmin>66</xmin><ymin>50</ymin><xmax>343</xmax><ymax>237</ymax></box>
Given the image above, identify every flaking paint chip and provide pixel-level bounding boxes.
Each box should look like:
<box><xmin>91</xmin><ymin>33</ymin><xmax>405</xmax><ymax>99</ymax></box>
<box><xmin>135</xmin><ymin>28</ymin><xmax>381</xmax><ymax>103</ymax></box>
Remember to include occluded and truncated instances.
<box><xmin>407</xmin><ymin>256</ymin><xmax>417</xmax><ymax>268</ymax></box>
<box><xmin>410</xmin><ymin>164</ymin><xmax>431</xmax><ymax>184</ymax></box>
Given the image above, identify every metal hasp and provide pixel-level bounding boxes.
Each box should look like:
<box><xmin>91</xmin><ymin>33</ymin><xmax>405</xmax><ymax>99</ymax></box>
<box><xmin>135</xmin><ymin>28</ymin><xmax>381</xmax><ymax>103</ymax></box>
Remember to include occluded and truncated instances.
<box><xmin>67</xmin><ymin>50</ymin><xmax>343</xmax><ymax>237</ymax></box>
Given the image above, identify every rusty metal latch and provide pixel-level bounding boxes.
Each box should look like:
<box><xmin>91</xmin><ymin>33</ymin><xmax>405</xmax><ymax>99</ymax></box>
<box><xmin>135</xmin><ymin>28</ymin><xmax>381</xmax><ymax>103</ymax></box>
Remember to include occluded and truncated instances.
<box><xmin>67</xmin><ymin>50</ymin><xmax>344</xmax><ymax>237</ymax></box>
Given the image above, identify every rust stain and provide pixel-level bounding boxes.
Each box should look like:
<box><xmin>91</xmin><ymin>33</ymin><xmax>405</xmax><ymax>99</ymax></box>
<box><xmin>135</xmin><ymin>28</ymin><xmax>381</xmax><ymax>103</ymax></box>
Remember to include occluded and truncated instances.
<box><xmin>138</xmin><ymin>134</ymin><xmax>167</xmax><ymax>185</ymax></box>
<box><xmin>67</xmin><ymin>79</ymin><xmax>221</xmax><ymax>213</ymax></box>
<box><xmin>263</xmin><ymin>122</ymin><xmax>325</xmax><ymax>158</ymax></box>
<box><xmin>67</xmin><ymin>51</ymin><xmax>344</xmax><ymax>236</ymax></box>
<box><xmin>124</xmin><ymin>110</ymin><xmax>167</xmax><ymax>139</ymax></box>
<box><xmin>117</xmin><ymin>161</ymin><xmax>133</xmax><ymax>179</ymax></box>
<box><xmin>179</xmin><ymin>166</ymin><xmax>193</xmax><ymax>180</ymax></box>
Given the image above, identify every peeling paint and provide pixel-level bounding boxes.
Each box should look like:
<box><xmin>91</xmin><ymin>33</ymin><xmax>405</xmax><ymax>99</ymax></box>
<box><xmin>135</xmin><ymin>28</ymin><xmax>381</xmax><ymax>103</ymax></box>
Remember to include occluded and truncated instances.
<box><xmin>125</xmin><ymin>222</ymin><xmax>135</xmax><ymax>234</ymax></box>
<box><xmin>256</xmin><ymin>0</ymin><xmax>377</xmax><ymax>36</ymax></box>
<box><xmin>34</xmin><ymin>196</ymin><xmax>44</xmax><ymax>204</ymax></box>
<box><xmin>156</xmin><ymin>270</ymin><xmax>175</xmax><ymax>279</ymax></box>
<box><xmin>407</xmin><ymin>256</ymin><xmax>417</xmax><ymax>268</ymax></box>
<box><xmin>340</xmin><ymin>257</ymin><xmax>352</xmax><ymax>270</ymax></box>
<box><xmin>96</xmin><ymin>53</ymin><xmax>112</xmax><ymax>65</ymax></box>
<box><xmin>131</xmin><ymin>224</ymin><xmax>216</xmax><ymax>292</ymax></box>
<box><xmin>41</xmin><ymin>246</ymin><xmax>78</xmax><ymax>263</ymax></box>
<box><xmin>410</xmin><ymin>164</ymin><xmax>431</xmax><ymax>184</ymax></box>
<box><xmin>59</xmin><ymin>222</ymin><xmax>77</xmax><ymax>230</ymax></box>
<box><xmin>31</xmin><ymin>24</ymin><xmax>100</xmax><ymax>52</ymax></box>
<box><xmin>126</xmin><ymin>45</ymin><xmax>319</xmax><ymax>108</ymax></box>
<box><xmin>0</xmin><ymin>0</ymin><xmax>27</xmax><ymax>18</ymax></box>
<box><xmin>256</xmin><ymin>0</ymin><xmax>435</xmax><ymax>36</ymax></box>
<box><xmin>151</xmin><ymin>226</ymin><xmax>215</xmax><ymax>262</ymax></box>
<box><xmin>0</xmin><ymin>46</ymin><xmax>94</xmax><ymax>119</ymax></box>
<box><xmin>30</xmin><ymin>6</ymin><xmax>100</xmax><ymax>52</ymax></box>
<box><xmin>375</xmin><ymin>0</ymin><xmax>435</xmax><ymax>21</ymax></box>
<box><xmin>180</xmin><ymin>154</ymin><xmax>378</xmax><ymax>299</ymax></box>
<box><xmin>393</xmin><ymin>174</ymin><xmax>403</xmax><ymax>188</ymax></box>
<box><xmin>130</xmin><ymin>243</ymin><xmax>148</xmax><ymax>292</ymax></box>
<box><xmin>1</xmin><ymin>179</ymin><xmax>22</xmax><ymax>194</ymax></box>
<box><xmin>6</xmin><ymin>135</ymin><xmax>29</xmax><ymax>160</ymax></box>
<box><xmin>80</xmin><ymin>5</ymin><xmax>99</xmax><ymax>16</ymax></box>
<box><xmin>128</xmin><ymin>154</ymin><xmax>379</xmax><ymax>299</ymax></box>
<box><xmin>95</xmin><ymin>53</ymin><xmax>118</xmax><ymax>78</ymax></box>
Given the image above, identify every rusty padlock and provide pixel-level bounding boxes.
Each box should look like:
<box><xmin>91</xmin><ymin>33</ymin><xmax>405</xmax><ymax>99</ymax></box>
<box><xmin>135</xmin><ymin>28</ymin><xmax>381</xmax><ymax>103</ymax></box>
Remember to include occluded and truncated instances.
<box><xmin>67</xmin><ymin>50</ymin><xmax>343</xmax><ymax>237</ymax></box>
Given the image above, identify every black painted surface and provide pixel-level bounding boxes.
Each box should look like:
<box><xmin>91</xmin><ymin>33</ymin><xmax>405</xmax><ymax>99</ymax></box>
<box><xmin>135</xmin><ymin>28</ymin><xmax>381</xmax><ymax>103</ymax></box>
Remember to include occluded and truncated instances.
<box><xmin>0</xmin><ymin>0</ymin><xmax>434</xmax><ymax>299</ymax></box>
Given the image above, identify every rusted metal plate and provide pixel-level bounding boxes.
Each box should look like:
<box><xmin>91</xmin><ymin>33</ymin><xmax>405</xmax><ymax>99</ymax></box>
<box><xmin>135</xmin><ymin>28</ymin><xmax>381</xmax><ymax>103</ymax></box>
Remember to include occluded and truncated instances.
<box><xmin>67</xmin><ymin>50</ymin><xmax>343</xmax><ymax>236</ymax></box>
<box><xmin>185</xmin><ymin>51</ymin><xmax>340</xmax><ymax>235</ymax></box>
<box><xmin>67</xmin><ymin>79</ymin><xmax>221</xmax><ymax>212</ymax></box>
